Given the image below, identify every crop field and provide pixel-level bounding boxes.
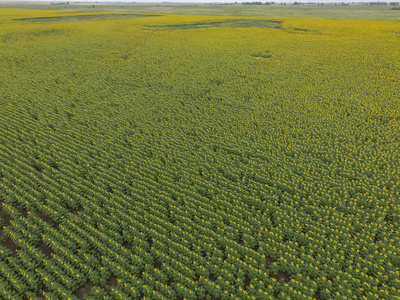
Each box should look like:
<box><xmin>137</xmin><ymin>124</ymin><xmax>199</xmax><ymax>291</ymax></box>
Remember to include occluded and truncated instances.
<box><xmin>1</xmin><ymin>3</ymin><xmax>400</xmax><ymax>21</ymax></box>
<box><xmin>0</xmin><ymin>8</ymin><xmax>400</xmax><ymax>300</ymax></box>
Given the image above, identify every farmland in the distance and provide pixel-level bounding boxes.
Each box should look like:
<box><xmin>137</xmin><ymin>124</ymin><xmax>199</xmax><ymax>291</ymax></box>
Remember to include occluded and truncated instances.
<box><xmin>0</xmin><ymin>8</ymin><xmax>399</xmax><ymax>300</ymax></box>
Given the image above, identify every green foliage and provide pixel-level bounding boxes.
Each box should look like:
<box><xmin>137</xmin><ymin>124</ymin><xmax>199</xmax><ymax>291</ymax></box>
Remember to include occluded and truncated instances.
<box><xmin>0</xmin><ymin>8</ymin><xmax>399</xmax><ymax>300</ymax></box>
<box><xmin>250</xmin><ymin>50</ymin><xmax>272</xmax><ymax>59</ymax></box>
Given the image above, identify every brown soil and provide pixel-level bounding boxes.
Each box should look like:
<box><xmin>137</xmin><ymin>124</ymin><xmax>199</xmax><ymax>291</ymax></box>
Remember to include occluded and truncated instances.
<box><xmin>16</xmin><ymin>14</ymin><xmax>160</xmax><ymax>23</ymax></box>
<box><xmin>1</xmin><ymin>233</ymin><xmax>21</xmax><ymax>253</ymax></box>
<box><xmin>150</xmin><ymin>19</ymin><xmax>282</xmax><ymax>30</ymax></box>
<box><xmin>106</xmin><ymin>275</ymin><xmax>118</xmax><ymax>287</ymax></box>
<box><xmin>36</xmin><ymin>211</ymin><xmax>59</xmax><ymax>228</ymax></box>
<box><xmin>69</xmin><ymin>205</ymin><xmax>84</xmax><ymax>215</ymax></box>
<box><xmin>154</xmin><ymin>259</ymin><xmax>163</xmax><ymax>270</ymax></box>
<box><xmin>73</xmin><ymin>280</ymin><xmax>95</xmax><ymax>299</ymax></box>
<box><xmin>273</xmin><ymin>270</ymin><xmax>290</xmax><ymax>283</ymax></box>
<box><xmin>38</xmin><ymin>240</ymin><xmax>54</xmax><ymax>259</ymax></box>
<box><xmin>0</xmin><ymin>202</ymin><xmax>13</xmax><ymax>227</ymax></box>
<box><xmin>314</xmin><ymin>290</ymin><xmax>322</xmax><ymax>300</ymax></box>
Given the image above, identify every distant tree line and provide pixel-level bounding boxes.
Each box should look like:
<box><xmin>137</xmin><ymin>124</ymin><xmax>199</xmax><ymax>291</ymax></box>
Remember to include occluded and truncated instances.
<box><xmin>241</xmin><ymin>1</ymin><xmax>398</xmax><ymax>4</ymax></box>
<box><xmin>241</xmin><ymin>1</ymin><xmax>291</xmax><ymax>4</ymax></box>
<box><xmin>242</xmin><ymin>2</ymin><xmax>273</xmax><ymax>4</ymax></box>
<box><xmin>357</xmin><ymin>1</ymin><xmax>398</xmax><ymax>4</ymax></box>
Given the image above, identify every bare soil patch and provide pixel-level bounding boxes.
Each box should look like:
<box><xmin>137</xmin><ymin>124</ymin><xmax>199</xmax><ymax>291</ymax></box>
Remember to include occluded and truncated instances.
<box><xmin>15</xmin><ymin>14</ymin><xmax>160</xmax><ymax>23</ymax></box>
<box><xmin>38</xmin><ymin>240</ymin><xmax>54</xmax><ymax>259</ymax></box>
<box><xmin>273</xmin><ymin>270</ymin><xmax>290</xmax><ymax>283</ymax></box>
<box><xmin>1</xmin><ymin>232</ymin><xmax>21</xmax><ymax>253</ymax></box>
<box><xmin>0</xmin><ymin>203</ymin><xmax>12</xmax><ymax>227</ymax></box>
<box><xmin>151</xmin><ymin>19</ymin><xmax>282</xmax><ymax>30</ymax></box>
<box><xmin>36</xmin><ymin>211</ymin><xmax>59</xmax><ymax>228</ymax></box>
<box><xmin>73</xmin><ymin>280</ymin><xmax>95</xmax><ymax>299</ymax></box>
<box><xmin>106</xmin><ymin>275</ymin><xmax>118</xmax><ymax>287</ymax></box>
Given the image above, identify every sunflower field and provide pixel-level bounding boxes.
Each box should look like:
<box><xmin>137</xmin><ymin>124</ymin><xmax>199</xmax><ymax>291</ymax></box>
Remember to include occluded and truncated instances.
<box><xmin>0</xmin><ymin>8</ymin><xmax>399</xmax><ymax>300</ymax></box>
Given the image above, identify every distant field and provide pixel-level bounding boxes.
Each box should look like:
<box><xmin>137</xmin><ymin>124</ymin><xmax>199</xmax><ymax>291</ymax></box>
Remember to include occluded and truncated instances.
<box><xmin>150</xmin><ymin>18</ymin><xmax>282</xmax><ymax>29</ymax></box>
<box><xmin>1</xmin><ymin>7</ymin><xmax>400</xmax><ymax>300</ymax></box>
<box><xmin>16</xmin><ymin>13</ymin><xmax>160</xmax><ymax>22</ymax></box>
<box><xmin>0</xmin><ymin>2</ymin><xmax>400</xmax><ymax>20</ymax></box>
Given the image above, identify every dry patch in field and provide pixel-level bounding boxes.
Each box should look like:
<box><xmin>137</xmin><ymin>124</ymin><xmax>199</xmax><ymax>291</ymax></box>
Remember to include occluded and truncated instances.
<box><xmin>151</xmin><ymin>19</ymin><xmax>282</xmax><ymax>30</ymax></box>
<box><xmin>15</xmin><ymin>14</ymin><xmax>160</xmax><ymax>23</ymax></box>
